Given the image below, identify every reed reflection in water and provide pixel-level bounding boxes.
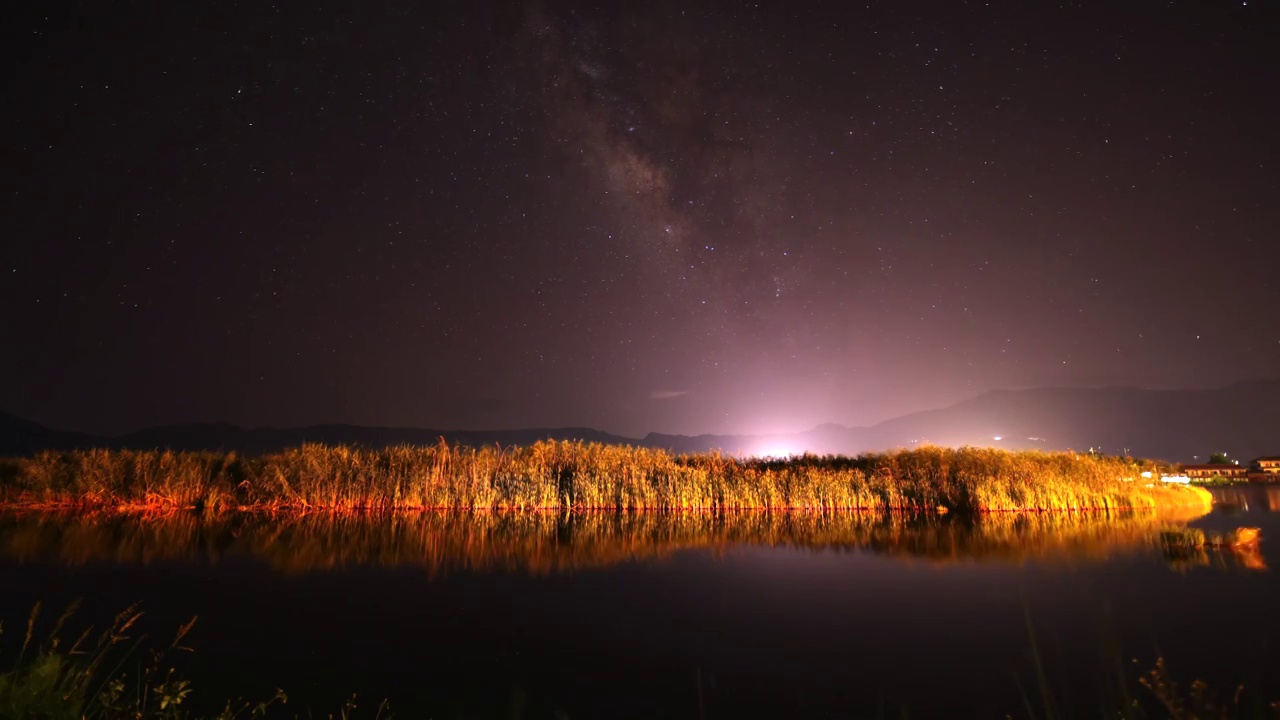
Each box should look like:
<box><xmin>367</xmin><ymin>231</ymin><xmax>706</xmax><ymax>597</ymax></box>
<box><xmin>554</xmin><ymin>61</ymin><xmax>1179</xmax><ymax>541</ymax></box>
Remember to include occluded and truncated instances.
<box><xmin>0</xmin><ymin>506</ymin><xmax>1226</xmax><ymax>576</ymax></box>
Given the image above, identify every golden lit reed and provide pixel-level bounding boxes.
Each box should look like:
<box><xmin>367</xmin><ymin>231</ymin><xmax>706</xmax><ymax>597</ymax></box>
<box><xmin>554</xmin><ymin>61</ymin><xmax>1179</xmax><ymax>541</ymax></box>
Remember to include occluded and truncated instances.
<box><xmin>0</xmin><ymin>442</ymin><xmax>1212</xmax><ymax>514</ymax></box>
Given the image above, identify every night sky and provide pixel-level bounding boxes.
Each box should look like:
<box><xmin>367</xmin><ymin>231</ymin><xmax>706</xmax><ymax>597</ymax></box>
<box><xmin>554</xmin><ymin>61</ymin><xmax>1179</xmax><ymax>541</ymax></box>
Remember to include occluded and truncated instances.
<box><xmin>5</xmin><ymin>0</ymin><xmax>1278</xmax><ymax>437</ymax></box>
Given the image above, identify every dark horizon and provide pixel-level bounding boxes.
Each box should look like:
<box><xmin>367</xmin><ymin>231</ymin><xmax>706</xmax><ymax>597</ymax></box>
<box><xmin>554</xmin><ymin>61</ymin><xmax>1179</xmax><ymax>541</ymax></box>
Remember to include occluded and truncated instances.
<box><xmin>6</xmin><ymin>377</ymin><xmax>1278</xmax><ymax>463</ymax></box>
<box><xmin>6</xmin><ymin>0</ymin><xmax>1278</xmax><ymax>439</ymax></box>
<box><xmin>6</xmin><ymin>375</ymin><xmax>1280</xmax><ymax>439</ymax></box>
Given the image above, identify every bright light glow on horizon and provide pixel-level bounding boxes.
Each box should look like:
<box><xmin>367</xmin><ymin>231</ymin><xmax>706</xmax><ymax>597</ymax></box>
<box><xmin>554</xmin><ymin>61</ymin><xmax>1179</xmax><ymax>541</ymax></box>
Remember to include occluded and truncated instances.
<box><xmin>752</xmin><ymin>443</ymin><xmax>801</xmax><ymax>459</ymax></box>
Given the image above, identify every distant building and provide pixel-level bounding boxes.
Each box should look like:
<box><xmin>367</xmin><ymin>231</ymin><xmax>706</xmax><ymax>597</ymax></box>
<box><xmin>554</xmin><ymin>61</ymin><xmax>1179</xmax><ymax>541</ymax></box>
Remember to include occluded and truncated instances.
<box><xmin>1250</xmin><ymin>456</ymin><xmax>1280</xmax><ymax>483</ymax></box>
<box><xmin>1181</xmin><ymin>464</ymin><xmax>1250</xmax><ymax>481</ymax></box>
<box><xmin>1177</xmin><ymin>457</ymin><xmax>1280</xmax><ymax>483</ymax></box>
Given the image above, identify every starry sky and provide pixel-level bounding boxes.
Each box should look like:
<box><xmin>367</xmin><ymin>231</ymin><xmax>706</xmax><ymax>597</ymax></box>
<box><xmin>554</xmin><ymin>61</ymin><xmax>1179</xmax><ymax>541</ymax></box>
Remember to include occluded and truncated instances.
<box><xmin>4</xmin><ymin>0</ymin><xmax>1278</xmax><ymax>437</ymax></box>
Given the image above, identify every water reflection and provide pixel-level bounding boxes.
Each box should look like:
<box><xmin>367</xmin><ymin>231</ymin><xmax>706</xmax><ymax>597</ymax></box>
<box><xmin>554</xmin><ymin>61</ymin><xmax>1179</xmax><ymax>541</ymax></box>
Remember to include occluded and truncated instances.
<box><xmin>0</xmin><ymin>506</ymin><xmax>1222</xmax><ymax>575</ymax></box>
<box><xmin>1210</xmin><ymin>485</ymin><xmax>1280</xmax><ymax>513</ymax></box>
<box><xmin>1163</xmin><ymin>543</ymin><xmax>1267</xmax><ymax>572</ymax></box>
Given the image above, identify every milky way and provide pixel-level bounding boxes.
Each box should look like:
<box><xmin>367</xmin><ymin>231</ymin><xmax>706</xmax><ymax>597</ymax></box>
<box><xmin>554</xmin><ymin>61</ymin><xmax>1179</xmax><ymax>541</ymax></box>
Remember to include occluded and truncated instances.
<box><xmin>4</xmin><ymin>0</ymin><xmax>1277</xmax><ymax>436</ymax></box>
<box><xmin>508</xmin><ymin>5</ymin><xmax>813</xmax><ymax>394</ymax></box>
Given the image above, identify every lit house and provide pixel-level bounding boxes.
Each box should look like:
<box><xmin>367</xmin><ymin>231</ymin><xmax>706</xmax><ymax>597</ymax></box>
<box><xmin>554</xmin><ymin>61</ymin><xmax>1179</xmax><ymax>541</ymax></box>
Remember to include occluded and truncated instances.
<box><xmin>1249</xmin><ymin>456</ymin><xmax>1280</xmax><ymax>483</ymax></box>
<box><xmin>1181</xmin><ymin>464</ymin><xmax>1250</xmax><ymax>481</ymax></box>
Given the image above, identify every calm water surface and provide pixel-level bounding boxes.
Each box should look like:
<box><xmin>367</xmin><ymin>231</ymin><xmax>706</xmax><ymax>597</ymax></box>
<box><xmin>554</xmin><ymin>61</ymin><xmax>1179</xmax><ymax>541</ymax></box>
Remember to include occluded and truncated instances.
<box><xmin>0</xmin><ymin>487</ymin><xmax>1276</xmax><ymax>718</ymax></box>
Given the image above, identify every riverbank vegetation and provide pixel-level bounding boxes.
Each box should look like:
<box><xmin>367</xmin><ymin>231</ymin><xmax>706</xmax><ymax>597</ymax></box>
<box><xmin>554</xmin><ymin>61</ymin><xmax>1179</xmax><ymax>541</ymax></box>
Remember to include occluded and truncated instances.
<box><xmin>0</xmin><ymin>442</ymin><xmax>1212</xmax><ymax>514</ymax></box>
<box><xmin>0</xmin><ymin>602</ymin><xmax>393</xmax><ymax>719</ymax></box>
<box><xmin>2</xmin><ymin>600</ymin><xmax>1276</xmax><ymax>719</ymax></box>
<box><xmin>0</xmin><ymin>602</ymin><xmax>292</xmax><ymax>720</ymax></box>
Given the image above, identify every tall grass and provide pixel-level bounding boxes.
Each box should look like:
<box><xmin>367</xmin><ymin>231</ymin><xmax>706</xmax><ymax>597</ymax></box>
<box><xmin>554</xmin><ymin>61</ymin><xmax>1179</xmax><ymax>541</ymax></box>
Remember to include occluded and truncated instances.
<box><xmin>0</xmin><ymin>443</ymin><xmax>1211</xmax><ymax>514</ymax></box>
<box><xmin>1017</xmin><ymin>629</ymin><xmax>1280</xmax><ymax>720</ymax></box>
<box><xmin>0</xmin><ymin>602</ymin><xmax>290</xmax><ymax>719</ymax></box>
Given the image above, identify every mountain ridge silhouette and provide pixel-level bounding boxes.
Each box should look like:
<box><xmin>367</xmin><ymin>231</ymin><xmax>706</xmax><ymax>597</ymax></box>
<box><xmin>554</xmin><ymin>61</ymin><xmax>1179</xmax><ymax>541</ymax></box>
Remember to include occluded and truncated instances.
<box><xmin>3</xmin><ymin>378</ymin><xmax>1277</xmax><ymax>461</ymax></box>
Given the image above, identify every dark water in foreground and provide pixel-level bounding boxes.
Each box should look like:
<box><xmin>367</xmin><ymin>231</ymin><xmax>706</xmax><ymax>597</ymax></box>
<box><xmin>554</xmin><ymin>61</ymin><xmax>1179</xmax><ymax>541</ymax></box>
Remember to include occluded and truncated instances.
<box><xmin>0</xmin><ymin>487</ymin><xmax>1276</xmax><ymax>718</ymax></box>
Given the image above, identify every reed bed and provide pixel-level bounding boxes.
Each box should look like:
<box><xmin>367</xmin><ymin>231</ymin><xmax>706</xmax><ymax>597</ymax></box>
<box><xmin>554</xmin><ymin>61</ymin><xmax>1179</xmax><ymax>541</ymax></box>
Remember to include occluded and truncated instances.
<box><xmin>1160</xmin><ymin>527</ymin><xmax>1207</xmax><ymax>550</ymax></box>
<box><xmin>0</xmin><ymin>442</ymin><xmax>1211</xmax><ymax>514</ymax></box>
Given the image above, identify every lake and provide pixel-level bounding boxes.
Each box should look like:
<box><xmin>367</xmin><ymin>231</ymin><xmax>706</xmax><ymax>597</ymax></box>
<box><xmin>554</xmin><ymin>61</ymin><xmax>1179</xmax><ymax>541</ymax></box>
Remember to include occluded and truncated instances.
<box><xmin>0</xmin><ymin>486</ymin><xmax>1276</xmax><ymax>718</ymax></box>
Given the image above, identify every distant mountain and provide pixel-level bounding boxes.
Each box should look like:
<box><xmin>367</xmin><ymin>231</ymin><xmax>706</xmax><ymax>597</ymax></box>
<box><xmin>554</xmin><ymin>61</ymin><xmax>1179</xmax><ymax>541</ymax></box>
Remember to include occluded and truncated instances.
<box><xmin>0</xmin><ymin>416</ymin><xmax>639</xmax><ymax>457</ymax></box>
<box><xmin>614</xmin><ymin>380</ymin><xmax>1280</xmax><ymax>461</ymax></box>
<box><xmin>829</xmin><ymin>379</ymin><xmax>1280</xmax><ymax>461</ymax></box>
<box><xmin>640</xmin><ymin>431</ymin><xmax>758</xmax><ymax>455</ymax></box>
<box><xmin>0</xmin><ymin>411</ymin><xmax>100</xmax><ymax>456</ymax></box>
<box><xmin>83</xmin><ymin>424</ymin><xmax>633</xmax><ymax>456</ymax></box>
<box><xmin>3</xmin><ymin>379</ymin><xmax>1277</xmax><ymax>461</ymax></box>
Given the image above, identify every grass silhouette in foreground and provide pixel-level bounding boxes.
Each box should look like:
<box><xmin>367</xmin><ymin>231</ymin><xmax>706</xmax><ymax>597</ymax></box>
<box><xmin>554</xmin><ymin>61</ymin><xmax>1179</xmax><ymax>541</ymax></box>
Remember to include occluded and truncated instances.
<box><xmin>0</xmin><ymin>442</ymin><xmax>1211</xmax><ymax>514</ymax></box>
<box><xmin>2</xmin><ymin>602</ymin><xmax>1276</xmax><ymax>719</ymax></box>
<box><xmin>0</xmin><ymin>602</ymin><xmax>295</xmax><ymax>720</ymax></box>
